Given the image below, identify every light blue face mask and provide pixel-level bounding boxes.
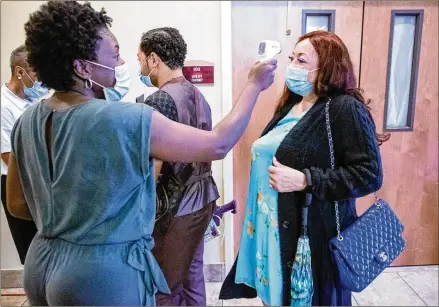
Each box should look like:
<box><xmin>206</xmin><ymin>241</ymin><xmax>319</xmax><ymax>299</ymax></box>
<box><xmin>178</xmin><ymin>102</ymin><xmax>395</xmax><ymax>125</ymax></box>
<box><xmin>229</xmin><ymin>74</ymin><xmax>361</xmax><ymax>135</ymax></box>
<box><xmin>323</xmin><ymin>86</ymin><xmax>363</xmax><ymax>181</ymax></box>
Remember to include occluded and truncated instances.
<box><xmin>85</xmin><ymin>61</ymin><xmax>131</xmax><ymax>102</ymax></box>
<box><xmin>19</xmin><ymin>68</ymin><xmax>50</xmax><ymax>103</ymax></box>
<box><xmin>285</xmin><ymin>65</ymin><xmax>319</xmax><ymax>97</ymax></box>
<box><xmin>139</xmin><ymin>57</ymin><xmax>156</xmax><ymax>88</ymax></box>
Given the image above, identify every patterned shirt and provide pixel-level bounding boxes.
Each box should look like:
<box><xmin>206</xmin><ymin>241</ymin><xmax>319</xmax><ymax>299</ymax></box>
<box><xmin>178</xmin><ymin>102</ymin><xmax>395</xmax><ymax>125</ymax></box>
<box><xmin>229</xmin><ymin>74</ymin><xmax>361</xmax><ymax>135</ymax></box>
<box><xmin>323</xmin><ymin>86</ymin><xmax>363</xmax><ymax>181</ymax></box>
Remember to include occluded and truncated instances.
<box><xmin>144</xmin><ymin>90</ymin><xmax>178</xmax><ymax>122</ymax></box>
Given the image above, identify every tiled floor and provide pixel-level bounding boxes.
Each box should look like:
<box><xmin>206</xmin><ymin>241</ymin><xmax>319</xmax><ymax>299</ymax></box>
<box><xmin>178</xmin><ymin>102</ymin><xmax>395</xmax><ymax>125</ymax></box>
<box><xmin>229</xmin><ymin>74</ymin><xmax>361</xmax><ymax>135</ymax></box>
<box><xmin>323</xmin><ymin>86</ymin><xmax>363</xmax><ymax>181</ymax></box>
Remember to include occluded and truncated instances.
<box><xmin>1</xmin><ymin>266</ymin><xmax>437</xmax><ymax>306</ymax></box>
<box><xmin>1</xmin><ymin>288</ymin><xmax>27</xmax><ymax>306</ymax></box>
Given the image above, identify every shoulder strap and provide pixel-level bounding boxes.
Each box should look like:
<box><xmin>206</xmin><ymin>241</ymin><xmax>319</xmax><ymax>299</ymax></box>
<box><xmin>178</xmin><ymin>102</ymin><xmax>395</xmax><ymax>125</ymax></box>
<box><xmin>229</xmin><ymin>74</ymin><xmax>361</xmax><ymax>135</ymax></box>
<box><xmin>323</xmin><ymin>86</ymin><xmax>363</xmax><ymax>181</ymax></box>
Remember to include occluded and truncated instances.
<box><xmin>324</xmin><ymin>99</ymin><xmax>378</xmax><ymax>242</ymax></box>
<box><xmin>324</xmin><ymin>99</ymin><xmax>343</xmax><ymax>241</ymax></box>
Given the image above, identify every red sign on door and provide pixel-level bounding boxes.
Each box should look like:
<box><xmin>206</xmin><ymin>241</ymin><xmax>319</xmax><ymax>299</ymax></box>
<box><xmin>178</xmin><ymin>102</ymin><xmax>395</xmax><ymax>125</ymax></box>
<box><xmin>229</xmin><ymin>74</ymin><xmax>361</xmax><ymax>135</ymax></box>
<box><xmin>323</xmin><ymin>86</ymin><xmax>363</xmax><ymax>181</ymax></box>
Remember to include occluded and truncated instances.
<box><xmin>183</xmin><ymin>66</ymin><xmax>214</xmax><ymax>84</ymax></box>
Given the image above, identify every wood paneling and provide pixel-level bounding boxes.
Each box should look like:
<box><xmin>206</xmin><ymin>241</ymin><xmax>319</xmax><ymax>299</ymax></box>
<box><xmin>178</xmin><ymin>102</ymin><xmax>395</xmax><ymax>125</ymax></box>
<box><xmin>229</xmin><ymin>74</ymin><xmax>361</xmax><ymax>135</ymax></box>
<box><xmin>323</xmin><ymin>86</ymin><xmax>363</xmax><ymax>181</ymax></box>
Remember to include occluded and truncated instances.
<box><xmin>231</xmin><ymin>1</ymin><xmax>364</xmax><ymax>254</ymax></box>
<box><xmin>359</xmin><ymin>1</ymin><xmax>438</xmax><ymax>265</ymax></box>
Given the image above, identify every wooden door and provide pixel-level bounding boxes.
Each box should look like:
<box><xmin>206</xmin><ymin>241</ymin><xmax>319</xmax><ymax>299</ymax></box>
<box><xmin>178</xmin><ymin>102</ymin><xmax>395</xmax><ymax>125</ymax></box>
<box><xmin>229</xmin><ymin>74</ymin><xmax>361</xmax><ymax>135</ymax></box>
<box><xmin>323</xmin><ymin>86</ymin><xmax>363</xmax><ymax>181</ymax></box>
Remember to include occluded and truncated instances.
<box><xmin>359</xmin><ymin>1</ymin><xmax>438</xmax><ymax>265</ymax></box>
<box><xmin>231</xmin><ymin>1</ymin><xmax>365</xmax><ymax>253</ymax></box>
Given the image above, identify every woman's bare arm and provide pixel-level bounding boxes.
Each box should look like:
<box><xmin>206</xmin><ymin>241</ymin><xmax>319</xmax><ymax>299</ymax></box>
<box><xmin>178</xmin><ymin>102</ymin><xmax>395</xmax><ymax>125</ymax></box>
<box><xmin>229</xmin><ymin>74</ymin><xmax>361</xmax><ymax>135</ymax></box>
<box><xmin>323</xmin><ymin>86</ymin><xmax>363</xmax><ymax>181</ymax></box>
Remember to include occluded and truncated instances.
<box><xmin>150</xmin><ymin>60</ymin><xmax>277</xmax><ymax>163</ymax></box>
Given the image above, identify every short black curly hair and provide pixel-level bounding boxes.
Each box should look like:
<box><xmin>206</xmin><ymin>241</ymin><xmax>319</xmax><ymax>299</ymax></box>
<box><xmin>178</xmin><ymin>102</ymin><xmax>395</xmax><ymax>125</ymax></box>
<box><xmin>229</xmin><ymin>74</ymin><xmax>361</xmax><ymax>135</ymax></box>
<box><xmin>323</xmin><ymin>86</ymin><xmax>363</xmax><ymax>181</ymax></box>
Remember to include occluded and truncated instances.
<box><xmin>24</xmin><ymin>1</ymin><xmax>113</xmax><ymax>91</ymax></box>
<box><xmin>140</xmin><ymin>27</ymin><xmax>187</xmax><ymax>70</ymax></box>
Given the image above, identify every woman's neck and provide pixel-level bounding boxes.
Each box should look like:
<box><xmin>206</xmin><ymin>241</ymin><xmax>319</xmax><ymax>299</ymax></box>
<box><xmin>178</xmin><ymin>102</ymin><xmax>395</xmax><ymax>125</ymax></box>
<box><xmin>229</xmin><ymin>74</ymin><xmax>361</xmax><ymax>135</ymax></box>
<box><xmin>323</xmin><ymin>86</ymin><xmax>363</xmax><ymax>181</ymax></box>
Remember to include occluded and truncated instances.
<box><xmin>292</xmin><ymin>92</ymin><xmax>319</xmax><ymax>115</ymax></box>
<box><xmin>44</xmin><ymin>90</ymin><xmax>95</xmax><ymax>110</ymax></box>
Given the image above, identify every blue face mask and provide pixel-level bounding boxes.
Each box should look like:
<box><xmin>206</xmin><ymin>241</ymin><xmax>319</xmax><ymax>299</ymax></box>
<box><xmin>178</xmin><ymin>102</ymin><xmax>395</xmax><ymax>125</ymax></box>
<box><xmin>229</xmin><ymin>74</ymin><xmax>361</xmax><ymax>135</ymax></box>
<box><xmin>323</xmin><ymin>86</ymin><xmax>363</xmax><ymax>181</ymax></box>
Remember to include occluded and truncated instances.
<box><xmin>85</xmin><ymin>61</ymin><xmax>131</xmax><ymax>102</ymax></box>
<box><xmin>139</xmin><ymin>57</ymin><xmax>156</xmax><ymax>88</ymax></box>
<box><xmin>19</xmin><ymin>68</ymin><xmax>50</xmax><ymax>103</ymax></box>
<box><xmin>285</xmin><ymin>65</ymin><xmax>319</xmax><ymax>97</ymax></box>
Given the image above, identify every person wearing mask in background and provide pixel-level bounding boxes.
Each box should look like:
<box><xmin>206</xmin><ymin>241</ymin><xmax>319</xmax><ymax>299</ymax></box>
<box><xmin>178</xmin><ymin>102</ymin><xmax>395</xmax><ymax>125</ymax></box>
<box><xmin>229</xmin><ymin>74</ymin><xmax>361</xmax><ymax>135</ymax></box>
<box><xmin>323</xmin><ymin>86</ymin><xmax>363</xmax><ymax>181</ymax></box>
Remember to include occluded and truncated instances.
<box><xmin>7</xmin><ymin>1</ymin><xmax>276</xmax><ymax>305</ymax></box>
<box><xmin>1</xmin><ymin>45</ymin><xmax>48</xmax><ymax>265</ymax></box>
<box><xmin>138</xmin><ymin>27</ymin><xmax>219</xmax><ymax>306</ymax></box>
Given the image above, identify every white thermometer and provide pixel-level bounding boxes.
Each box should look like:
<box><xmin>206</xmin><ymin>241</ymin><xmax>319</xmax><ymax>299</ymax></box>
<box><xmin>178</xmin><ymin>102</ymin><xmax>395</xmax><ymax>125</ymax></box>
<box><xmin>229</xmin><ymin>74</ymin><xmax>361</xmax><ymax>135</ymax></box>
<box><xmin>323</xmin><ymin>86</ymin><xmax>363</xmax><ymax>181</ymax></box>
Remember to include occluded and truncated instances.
<box><xmin>258</xmin><ymin>40</ymin><xmax>282</xmax><ymax>61</ymax></box>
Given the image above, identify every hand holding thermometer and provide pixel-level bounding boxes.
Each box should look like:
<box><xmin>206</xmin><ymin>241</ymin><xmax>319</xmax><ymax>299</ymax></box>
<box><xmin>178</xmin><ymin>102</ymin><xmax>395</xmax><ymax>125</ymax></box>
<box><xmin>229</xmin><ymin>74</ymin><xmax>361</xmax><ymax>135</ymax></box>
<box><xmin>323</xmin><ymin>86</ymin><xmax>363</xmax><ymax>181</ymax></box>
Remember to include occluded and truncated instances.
<box><xmin>258</xmin><ymin>40</ymin><xmax>282</xmax><ymax>62</ymax></box>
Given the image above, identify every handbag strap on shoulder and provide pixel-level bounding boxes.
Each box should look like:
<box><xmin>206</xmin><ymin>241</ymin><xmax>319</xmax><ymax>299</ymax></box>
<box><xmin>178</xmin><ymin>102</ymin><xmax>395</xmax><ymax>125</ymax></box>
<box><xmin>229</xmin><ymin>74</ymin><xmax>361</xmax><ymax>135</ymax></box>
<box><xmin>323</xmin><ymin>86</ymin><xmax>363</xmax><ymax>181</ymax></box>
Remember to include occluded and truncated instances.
<box><xmin>324</xmin><ymin>99</ymin><xmax>379</xmax><ymax>242</ymax></box>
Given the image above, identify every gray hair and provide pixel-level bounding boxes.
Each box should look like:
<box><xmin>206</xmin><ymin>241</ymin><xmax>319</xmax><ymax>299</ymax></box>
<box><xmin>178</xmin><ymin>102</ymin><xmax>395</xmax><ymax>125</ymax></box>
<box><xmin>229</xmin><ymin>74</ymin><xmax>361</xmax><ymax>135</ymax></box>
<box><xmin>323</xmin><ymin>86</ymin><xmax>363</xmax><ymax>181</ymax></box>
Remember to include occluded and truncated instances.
<box><xmin>10</xmin><ymin>45</ymin><xmax>28</xmax><ymax>74</ymax></box>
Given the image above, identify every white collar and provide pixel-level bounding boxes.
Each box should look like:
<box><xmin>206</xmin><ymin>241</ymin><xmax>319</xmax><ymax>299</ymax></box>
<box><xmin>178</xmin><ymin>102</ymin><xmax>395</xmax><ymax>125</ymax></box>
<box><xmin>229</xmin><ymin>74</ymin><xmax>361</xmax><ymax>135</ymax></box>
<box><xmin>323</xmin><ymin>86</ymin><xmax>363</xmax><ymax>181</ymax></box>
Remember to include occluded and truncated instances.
<box><xmin>1</xmin><ymin>83</ymin><xmax>31</xmax><ymax>110</ymax></box>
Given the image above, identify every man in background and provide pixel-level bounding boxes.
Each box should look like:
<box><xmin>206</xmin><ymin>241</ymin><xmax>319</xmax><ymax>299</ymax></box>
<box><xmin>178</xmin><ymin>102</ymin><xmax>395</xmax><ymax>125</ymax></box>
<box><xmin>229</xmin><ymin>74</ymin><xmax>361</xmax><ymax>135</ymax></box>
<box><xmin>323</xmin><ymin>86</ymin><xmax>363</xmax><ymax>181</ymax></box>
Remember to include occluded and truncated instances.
<box><xmin>1</xmin><ymin>45</ymin><xmax>49</xmax><ymax>264</ymax></box>
<box><xmin>138</xmin><ymin>28</ymin><xmax>219</xmax><ymax>306</ymax></box>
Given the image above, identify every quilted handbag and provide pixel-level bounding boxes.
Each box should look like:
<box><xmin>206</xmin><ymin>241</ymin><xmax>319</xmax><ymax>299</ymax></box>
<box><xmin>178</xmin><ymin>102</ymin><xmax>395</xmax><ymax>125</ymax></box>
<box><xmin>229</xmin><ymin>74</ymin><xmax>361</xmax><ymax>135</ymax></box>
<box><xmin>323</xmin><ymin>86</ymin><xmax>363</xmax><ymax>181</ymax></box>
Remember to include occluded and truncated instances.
<box><xmin>324</xmin><ymin>99</ymin><xmax>406</xmax><ymax>292</ymax></box>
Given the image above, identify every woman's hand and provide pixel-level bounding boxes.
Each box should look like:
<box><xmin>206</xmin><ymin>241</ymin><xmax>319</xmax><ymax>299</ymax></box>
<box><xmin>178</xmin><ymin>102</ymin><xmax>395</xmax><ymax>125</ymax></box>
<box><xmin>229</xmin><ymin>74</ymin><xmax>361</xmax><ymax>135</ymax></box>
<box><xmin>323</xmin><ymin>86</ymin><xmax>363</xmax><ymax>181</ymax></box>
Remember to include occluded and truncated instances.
<box><xmin>247</xmin><ymin>59</ymin><xmax>277</xmax><ymax>91</ymax></box>
<box><xmin>268</xmin><ymin>157</ymin><xmax>307</xmax><ymax>193</ymax></box>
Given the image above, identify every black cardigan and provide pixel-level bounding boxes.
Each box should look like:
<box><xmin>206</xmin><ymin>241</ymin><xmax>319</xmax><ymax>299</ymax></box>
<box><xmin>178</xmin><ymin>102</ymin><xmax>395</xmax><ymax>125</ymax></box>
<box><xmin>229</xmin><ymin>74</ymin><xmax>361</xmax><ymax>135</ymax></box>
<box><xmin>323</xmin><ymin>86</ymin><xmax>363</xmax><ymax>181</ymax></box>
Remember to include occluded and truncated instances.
<box><xmin>219</xmin><ymin>94</ymin><xmax>383</xmax><ymax>306</ymax></box>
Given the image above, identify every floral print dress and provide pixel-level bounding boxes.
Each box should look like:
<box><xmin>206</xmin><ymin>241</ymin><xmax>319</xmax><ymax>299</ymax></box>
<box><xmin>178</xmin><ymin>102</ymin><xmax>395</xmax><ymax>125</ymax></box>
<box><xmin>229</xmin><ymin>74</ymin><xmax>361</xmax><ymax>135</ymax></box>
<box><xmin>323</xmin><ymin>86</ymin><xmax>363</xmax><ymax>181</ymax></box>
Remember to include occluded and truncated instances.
<box><xmin>235</xmin><ymin>109</ymin><xmax>308</xmax><ymax>306</ymax></box>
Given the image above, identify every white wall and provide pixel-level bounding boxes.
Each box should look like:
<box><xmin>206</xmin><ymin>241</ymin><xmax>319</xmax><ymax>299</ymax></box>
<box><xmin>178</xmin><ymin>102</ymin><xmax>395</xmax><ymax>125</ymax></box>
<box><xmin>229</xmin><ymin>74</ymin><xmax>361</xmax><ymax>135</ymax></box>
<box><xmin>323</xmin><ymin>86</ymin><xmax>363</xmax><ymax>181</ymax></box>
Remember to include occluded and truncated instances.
<box><xmin>1</xmin><ymin>0</ymin><xmax>48</xmax><ymax>271</ymax></box>
<box><xmin>1</xmin><ymin>0</ymin><xmax>224</xmax><ymax>269</ymax></box>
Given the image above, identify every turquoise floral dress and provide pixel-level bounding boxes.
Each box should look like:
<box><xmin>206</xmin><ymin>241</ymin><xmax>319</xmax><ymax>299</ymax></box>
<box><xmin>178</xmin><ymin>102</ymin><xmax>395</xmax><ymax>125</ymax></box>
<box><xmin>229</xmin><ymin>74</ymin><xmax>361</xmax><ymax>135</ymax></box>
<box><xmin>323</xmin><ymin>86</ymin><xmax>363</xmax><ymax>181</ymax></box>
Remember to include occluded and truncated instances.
<box><xmin>235</xmin><ymin>108</ymin><xmax>308</xmax><ymax>306</ymax></box>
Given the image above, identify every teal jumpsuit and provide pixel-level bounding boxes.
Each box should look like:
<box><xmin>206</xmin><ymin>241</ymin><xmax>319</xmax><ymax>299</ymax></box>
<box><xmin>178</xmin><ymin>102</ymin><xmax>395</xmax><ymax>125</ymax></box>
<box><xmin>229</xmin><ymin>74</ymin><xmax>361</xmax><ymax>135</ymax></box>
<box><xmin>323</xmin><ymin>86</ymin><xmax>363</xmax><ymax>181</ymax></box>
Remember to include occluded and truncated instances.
<box><xmin>11</xmin><ymin>99</ymin><xmax>170</xmax><ymax>305</ymax></box>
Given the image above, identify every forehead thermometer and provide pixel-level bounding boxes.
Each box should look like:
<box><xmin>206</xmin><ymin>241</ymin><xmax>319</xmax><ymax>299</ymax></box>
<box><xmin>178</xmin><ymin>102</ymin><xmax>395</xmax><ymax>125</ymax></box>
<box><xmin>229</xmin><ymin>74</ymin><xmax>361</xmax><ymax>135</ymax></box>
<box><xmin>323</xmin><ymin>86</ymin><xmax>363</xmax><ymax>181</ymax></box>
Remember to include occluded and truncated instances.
<box><xmin>258</xmin><ymin>40</ymin><xmax>282</xmax><ymax>61</ymax></box>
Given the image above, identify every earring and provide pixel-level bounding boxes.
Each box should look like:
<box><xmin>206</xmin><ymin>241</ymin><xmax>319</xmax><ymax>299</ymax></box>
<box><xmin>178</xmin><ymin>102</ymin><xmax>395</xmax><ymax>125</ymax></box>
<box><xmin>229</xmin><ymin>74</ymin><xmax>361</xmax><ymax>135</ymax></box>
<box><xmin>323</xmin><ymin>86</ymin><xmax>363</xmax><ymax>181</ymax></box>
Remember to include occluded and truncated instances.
<box><xmin>85</xmin><ymin>78</ymin><xmax>92</xmax><ymax>89</ymax></box>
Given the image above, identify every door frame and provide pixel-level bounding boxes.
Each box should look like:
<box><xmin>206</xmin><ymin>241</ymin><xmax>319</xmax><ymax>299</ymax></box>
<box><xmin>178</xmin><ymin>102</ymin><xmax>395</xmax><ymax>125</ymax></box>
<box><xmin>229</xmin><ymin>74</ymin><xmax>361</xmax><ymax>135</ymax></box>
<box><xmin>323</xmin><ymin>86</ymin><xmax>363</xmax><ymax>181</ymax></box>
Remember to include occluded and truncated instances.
<box><xmin>220</xmin><ymin>0</ymin><xmax>235</xmax><ymax>274</ymax></box>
